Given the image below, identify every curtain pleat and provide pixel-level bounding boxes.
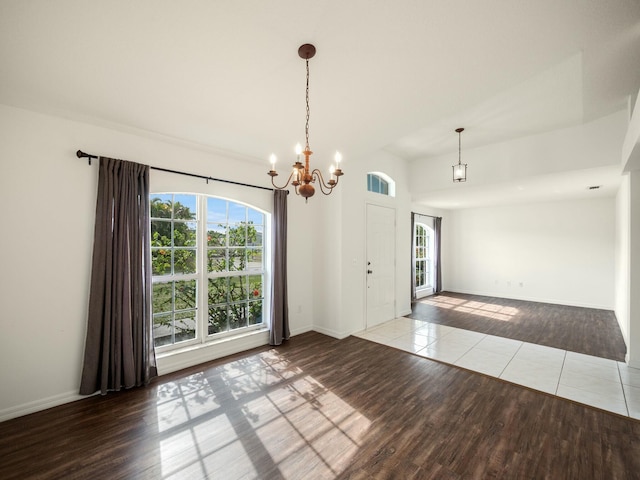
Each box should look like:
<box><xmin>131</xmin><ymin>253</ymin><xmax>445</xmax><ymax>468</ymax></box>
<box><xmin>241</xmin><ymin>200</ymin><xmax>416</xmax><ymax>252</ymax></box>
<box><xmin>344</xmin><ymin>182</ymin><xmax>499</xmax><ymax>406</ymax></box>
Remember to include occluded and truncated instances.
<box><xmin>80</xmin><ymin>157</ymin><xmax>156</xmax><ymax>395</ymax></box>
<box><xmin>269</xmin><ymin>190</ymin><xmax>289</xmax><ymax>346</ymax></box>
<box><xmin>434</xmin><ymin>216</ymin><xmax>443</xmax><ymax>294</ymax></box>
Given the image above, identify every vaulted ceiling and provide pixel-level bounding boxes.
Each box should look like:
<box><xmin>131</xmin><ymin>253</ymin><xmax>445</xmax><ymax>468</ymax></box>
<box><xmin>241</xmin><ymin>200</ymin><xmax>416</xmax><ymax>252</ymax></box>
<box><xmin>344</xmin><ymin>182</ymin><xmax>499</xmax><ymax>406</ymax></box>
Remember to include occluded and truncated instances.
<box><xmin>2</xmin><ymin>1</ymin><xmax>639</xmax><ymax>206</ymax></box>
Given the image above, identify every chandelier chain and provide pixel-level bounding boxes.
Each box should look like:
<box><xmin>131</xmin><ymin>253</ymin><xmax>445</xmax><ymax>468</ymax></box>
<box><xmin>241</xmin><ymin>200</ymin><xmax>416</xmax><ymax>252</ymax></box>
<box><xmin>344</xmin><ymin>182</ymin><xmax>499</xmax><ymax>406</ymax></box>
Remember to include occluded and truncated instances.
<box><xmin>305</xmin><ymin>59</ymin><xmax>310</xmax><ymax>150</ymax></box>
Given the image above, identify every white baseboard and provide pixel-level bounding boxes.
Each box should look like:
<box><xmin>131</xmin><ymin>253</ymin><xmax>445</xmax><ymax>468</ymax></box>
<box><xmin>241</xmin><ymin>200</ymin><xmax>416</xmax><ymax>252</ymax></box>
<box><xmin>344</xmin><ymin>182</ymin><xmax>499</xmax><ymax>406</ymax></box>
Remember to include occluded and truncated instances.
<box><xmin>1</xmin><ymin>324</ymin><xmax>357</xmax><ymax>423</ymax></box>
<box><xmin>312</xmin><ymin>325</ymin><xmax>350</xmax><ymax>339</ymax></box>
<box><xmin>290</xmin><ymin>324</ymin><xmax>313</xmax><ymax>337</ymax></box>
<box><xmin>0</xmin><ymin>390</ymin><xmax>89</xmax><ymax>423</ymax></box>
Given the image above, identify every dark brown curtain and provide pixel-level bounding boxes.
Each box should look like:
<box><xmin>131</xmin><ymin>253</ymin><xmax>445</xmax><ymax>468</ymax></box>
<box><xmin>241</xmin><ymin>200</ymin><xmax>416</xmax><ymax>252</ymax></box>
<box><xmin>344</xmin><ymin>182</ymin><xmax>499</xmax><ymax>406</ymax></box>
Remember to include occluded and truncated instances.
<box><xmin>434</xmin><ymin>216</ymin><xmax>443</xmax><ymax>294</ymax></box>
<box><xmin>79</xmin><ymin>157</ymin><xmax>157</xmax><ymax>395</ymax></box>
<box><xmin>269</xmin><ymin>190</ymin><xmax>289</xmax><ymax>345</ymax></box>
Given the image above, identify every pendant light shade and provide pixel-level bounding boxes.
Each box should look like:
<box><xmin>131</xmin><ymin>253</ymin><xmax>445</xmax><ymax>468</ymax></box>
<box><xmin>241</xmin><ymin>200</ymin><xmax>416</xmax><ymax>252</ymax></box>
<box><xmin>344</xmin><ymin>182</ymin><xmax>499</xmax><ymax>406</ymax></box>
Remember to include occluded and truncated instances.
<box><xmin>452</xmin><ymin>127</ymin><xmax>467</xmax><ymax>183</ymax></box>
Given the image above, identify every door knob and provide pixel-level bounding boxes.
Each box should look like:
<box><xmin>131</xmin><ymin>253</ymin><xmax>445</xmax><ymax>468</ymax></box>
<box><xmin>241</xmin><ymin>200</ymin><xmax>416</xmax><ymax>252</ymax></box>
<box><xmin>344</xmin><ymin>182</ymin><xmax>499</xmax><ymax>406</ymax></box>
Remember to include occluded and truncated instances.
<box><xmin>367</xmin><ymin>269</ymin><xmax>373</xmax><ymax>274</ymax></box>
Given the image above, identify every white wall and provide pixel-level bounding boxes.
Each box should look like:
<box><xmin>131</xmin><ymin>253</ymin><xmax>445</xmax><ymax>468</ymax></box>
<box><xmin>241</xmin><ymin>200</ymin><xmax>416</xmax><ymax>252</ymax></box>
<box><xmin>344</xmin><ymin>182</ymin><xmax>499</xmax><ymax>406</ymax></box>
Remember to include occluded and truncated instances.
<box><xmin>0</xmin><ymin>103</ymin><xmax>410</xmax><ymax>420</ymax></box>
<box><xmin>445</xmin><ymin>197</ymin><xmax>616</xmax><ymax>309</ymax></box>
<box><xmin>311</xmin><ymin>188</ymin><xmax>343</xmax><ymax>338</ymax></box>
<box><xmin>619</xmin><ymin>88</ymin><xmax>640</xmax><ymax>367</ymax></box>
<box><xmin>615</xmin><ymin>174</ymin><xmax>631</xmax><ymax>342</ymax></box>
<box><xmin>309</xmin><ymin>148</ymin><xmax>412</xmax><ymax>339</ymax></box>
<box><xmin>628</xmin><ymin>170</ymin><xmax>640</xmax><ymax>367</ymax></box>
<box><xmin>614</xmin><ymin>170</ymin><xmax>640</xmax><ymax>368</ymax></box>
<box><xmin>336</xmin><ymin>150</ymin><xmax>413</xmax><ymax>337</ymax></box>
<box><xmin>0</xmin><ymin>104</ymin><xmax>314</xmax><ymax>420</ymax></box>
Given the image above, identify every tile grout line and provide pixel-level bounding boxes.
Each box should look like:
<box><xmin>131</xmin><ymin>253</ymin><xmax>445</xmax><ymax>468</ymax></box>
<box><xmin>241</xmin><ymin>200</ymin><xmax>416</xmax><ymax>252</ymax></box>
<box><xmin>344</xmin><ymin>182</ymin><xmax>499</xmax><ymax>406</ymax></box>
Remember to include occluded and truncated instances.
<box><xmin>362</xmin><ymin>317</ymin><xmax>633</xmax><ymax>418</ymax></box>
<box><xmin>617</xmin><ymin>362</ymin><xmax>631</xmax><ymax>417</ymax></box>
<box><xmin>554</xmin><ymin>350</ymin><xmax>568</xmax><ymax>396</ymax></box>
<box><xmin>497</xmin><ymin>340</ymin><xmax>525</xmax><ymax>379</ymax></box>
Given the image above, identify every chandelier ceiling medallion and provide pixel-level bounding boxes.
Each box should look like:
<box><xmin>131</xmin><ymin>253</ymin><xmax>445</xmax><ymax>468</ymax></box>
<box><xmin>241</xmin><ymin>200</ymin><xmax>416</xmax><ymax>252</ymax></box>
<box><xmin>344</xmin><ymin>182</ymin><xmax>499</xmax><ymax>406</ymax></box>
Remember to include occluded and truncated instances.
<box><xmin>268</xmin><ymin>44</ymin><xmax>344</xmax><ymax>202</ymax></box>
<box><xmin>452</xmin><ymin>127</ymin><xmax>467</xmax><ymax>183</ymax></box>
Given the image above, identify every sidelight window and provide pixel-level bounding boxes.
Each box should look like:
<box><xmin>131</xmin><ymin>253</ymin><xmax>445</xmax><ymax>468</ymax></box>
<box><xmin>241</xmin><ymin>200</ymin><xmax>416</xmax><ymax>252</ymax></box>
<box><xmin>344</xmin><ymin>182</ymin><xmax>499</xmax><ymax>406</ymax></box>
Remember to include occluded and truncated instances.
<box><xmin>415</xmin><ymin>223</ymin><xmax>433</xmax><ymax>292</ymax></box>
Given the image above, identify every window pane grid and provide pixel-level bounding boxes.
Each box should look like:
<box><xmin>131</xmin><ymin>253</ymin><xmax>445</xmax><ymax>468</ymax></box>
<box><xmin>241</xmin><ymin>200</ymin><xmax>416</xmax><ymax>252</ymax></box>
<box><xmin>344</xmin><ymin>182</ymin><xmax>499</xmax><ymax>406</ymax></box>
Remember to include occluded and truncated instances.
<box><xmin>414</xmin><ymin>223</ymin><xmax>433</xmax><ymax>290</ymax></box>
<box><xmin>367</xmin><ymin>173</ymin><xmax>390</xmax><ymax>196</ymax></box>
<box><xmin>152</xmin><ymin>194</ymin><xmax>267</xmax><ymax>349</ymax></box>
<box><xmin>152</xmin><ymin>280</ymin><xmax>197</xmax><ymax>347</ymax></box>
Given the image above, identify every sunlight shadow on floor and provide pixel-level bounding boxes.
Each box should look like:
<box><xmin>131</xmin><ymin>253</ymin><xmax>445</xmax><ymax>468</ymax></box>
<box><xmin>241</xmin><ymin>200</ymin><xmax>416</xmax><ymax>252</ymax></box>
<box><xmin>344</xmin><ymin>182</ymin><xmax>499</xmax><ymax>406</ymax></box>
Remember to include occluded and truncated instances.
<box><xmin>152</xmin><ymin>351</ymin><xmax>372</xmax><ymax>479</ymax></box>
<box><xmin>419</xmin><ymin>295</ymin><xmax>519</xmax><ymax>321</ymax></box>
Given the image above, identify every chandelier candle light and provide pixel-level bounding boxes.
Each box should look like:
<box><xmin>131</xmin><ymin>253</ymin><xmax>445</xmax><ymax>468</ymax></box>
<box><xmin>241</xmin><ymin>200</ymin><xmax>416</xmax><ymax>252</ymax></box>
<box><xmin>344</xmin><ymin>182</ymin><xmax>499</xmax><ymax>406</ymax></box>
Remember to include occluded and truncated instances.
<box><xmin>268</xmin><ymin>44</ymin><xmax>344</xmax><ymax>202</ymax></box>
<box><xmin>453</xmin><ymin>127</ymin><xmax>467</xmax><ymax>183</ymax></box>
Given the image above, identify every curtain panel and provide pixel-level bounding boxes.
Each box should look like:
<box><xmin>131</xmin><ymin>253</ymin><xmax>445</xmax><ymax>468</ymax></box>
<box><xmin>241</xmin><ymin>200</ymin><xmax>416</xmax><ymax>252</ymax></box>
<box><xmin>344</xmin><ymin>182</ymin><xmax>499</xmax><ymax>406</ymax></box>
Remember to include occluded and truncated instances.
<box><xmin>79</xmin><ymin>157</ymin><xmax>157</xmax><ymax>395</ymax></box>
<box><xmin>269</xmin><ymin>190</ymin><xmax>290</xmax><ymax>345</ymax></box>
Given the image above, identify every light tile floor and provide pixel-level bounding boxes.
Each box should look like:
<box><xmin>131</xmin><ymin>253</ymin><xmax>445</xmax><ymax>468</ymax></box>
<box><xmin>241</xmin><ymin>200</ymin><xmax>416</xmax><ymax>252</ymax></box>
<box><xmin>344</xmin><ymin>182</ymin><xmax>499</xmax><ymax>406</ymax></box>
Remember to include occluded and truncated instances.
<box><xmin>353</xmin><ymin>316</ymin><xmax>640</xmax><ymax>419</ymax></box>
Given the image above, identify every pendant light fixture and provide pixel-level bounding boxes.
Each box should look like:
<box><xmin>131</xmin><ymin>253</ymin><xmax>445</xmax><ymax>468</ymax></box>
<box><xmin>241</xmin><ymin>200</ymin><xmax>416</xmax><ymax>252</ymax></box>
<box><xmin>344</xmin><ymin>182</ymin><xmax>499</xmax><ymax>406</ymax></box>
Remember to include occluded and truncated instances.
<box><xmin>452</xmin><ymin>127</ymin><xmax>467</xmax><ymax>183</ymax></box>
<box><xmin>268</xmin><ymin>44</ymin><xmax>344</xmax><ymax>202</ymax></box>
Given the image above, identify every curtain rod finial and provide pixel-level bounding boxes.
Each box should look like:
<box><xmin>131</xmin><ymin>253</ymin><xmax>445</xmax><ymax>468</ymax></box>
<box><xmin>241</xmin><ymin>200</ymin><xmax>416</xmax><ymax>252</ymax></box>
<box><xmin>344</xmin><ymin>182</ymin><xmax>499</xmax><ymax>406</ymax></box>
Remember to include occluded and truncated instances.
<box><xmin>77</xmin><ymin>149</ymin><xmax>98</xmax><ymax>165</ymax></box>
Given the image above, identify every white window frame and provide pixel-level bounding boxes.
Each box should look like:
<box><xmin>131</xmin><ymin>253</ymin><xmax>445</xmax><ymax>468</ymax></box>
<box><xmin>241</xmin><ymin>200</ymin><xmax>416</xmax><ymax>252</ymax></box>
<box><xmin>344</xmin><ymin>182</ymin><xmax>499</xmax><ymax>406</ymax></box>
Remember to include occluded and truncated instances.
<box><xmin>367</xmin><ymin>171</ymin><xmax>396</xmax><ymax>197</ymax></box>
<box><xmin>151</xmin><ymin>193</ymin><xmax>269</xmax><ymax>354</ymax></box>
<box><xmin>415</xmin><ymin>222</ymin><xmax>434</xmax><ymax>297</ymax></box>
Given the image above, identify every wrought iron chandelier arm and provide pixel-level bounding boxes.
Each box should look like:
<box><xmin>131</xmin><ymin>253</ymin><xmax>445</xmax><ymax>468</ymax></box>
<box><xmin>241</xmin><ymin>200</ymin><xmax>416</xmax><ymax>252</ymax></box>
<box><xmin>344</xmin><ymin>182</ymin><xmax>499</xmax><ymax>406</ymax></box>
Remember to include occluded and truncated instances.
<box><xmin>311</xmin><ymin>169</ymin><xmax>338</xmax><ymax>195</ymax></box>
<box><xmin>269</xmin><ymin>169</ymin><xmax>297</xmax><ymax>190</ymax></box>
<box><xmin>266</xmin><ymin>44</ymin><xmax>344</xmax><ymax>202</ymax></box>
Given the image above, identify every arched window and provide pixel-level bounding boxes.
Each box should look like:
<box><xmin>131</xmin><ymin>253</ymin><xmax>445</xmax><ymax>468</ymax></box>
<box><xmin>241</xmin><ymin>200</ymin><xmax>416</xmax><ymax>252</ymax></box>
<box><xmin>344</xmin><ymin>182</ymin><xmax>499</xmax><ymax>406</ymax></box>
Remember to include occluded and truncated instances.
<box><xmin>150</xmin><ymin>193</ymin><xmax>267</xmax><ymax>350</ymax></box>
<box><xmin>367</xmin><ymin>172</ymin><xmax>396</xmax><ymax>197</ymax></box>
<box><xmin>415</xmin><ymin>222</ymin><xmax>434</xmax><ymax>295</ymax></box>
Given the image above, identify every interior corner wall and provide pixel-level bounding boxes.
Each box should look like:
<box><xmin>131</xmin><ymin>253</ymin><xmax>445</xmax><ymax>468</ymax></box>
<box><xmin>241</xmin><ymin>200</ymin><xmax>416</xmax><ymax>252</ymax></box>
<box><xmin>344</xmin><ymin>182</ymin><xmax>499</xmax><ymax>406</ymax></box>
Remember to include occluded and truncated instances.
<box><xmin>0</xmin><ymin>104</ymin><xmax>312</xmax><ymax>421</ymax></box>
<box><xmin>446</xmin><ymin>197</ymin><xmax>615</xmax><ymax>309</ymax></box>
<box><xmin>310</xmin><ymin>189</ymin><xmax>344</xmax><ymax>338</ymax></box>
<box><xmin>615</xmin><ymin>174</ymin><xmax>631</xmax><ymax>346</ymax></box>
<box><xmin>628</xmin><ymin>170</ymin><xmax>640</xmax><ymax>367</ymax></box>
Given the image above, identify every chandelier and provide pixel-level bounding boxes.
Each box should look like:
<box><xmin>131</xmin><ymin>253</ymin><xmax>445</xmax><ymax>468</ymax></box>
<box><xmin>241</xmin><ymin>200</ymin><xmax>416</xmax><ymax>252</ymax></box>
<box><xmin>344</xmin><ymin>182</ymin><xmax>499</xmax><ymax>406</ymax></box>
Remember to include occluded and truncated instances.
<box><xmin>268</xmin><ymin>44</ymin><xmax>344</xmax><ymax>202</ymax></box>
<box><xmin>452</xmin><ymin>127</ymin><xmax>467</xmax><ymax>182</ymax></box>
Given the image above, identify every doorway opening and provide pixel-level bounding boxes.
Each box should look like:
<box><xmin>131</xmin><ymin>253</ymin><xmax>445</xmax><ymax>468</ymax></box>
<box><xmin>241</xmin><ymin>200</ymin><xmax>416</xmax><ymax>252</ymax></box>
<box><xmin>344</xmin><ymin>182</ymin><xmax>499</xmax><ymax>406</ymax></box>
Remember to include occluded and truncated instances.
<box><xmin>415</xmin><ymin>222</ymin><xmax>435</xmax><ymax>298</ymax></box>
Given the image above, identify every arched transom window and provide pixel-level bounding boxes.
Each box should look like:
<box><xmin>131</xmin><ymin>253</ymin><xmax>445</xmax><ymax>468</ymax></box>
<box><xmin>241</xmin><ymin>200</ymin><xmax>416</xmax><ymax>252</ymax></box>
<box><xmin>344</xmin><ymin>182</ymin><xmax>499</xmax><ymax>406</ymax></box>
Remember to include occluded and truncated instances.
<box><xmin>366</xmin><ymin>172</ymin><xmax>396</xmax><ymax>197</ymax></box>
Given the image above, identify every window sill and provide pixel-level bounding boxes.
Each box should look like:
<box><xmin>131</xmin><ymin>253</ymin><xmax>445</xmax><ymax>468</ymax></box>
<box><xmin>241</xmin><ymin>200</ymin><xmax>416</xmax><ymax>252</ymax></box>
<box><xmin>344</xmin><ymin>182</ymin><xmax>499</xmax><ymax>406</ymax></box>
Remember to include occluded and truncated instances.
<box><xmin>415</xmin><ymin>287</ymin><xmax>434</xmax><ymax>299</ymax></box>
<box><xmin>156</xmin><ymin>327</ymin><xmax>270</xmax><ymax>375</ymax></box>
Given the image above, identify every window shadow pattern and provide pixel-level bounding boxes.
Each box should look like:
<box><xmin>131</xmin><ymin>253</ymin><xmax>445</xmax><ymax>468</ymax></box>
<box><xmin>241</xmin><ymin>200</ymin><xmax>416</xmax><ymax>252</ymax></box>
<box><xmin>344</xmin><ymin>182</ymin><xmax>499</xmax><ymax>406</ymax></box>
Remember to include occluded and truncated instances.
<box><xmin>150</xmin><ymin>351</ymin><xmax>371</xmax><ymax>479</ymax></box>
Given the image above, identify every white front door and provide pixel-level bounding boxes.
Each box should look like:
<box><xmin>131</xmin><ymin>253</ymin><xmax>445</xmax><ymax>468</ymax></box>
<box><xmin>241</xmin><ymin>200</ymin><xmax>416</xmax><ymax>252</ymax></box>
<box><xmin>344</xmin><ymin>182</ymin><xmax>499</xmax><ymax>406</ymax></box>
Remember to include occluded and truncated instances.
<box><xmin>366</xmin><ymin>204</ymin><xmax>396</xmax><ymax>328</ymax></box>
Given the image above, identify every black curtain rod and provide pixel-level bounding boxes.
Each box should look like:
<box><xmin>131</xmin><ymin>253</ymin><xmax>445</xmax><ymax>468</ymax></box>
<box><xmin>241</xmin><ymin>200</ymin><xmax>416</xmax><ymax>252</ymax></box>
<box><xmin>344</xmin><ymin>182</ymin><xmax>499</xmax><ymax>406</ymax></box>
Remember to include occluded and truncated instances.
<box><xmin>76</xmin><ymin>150</ymin><xmax>274</xmax><ymax>192</ymax></box>
<box><xmin>413</xmin><ymin>212</ymin><xmax>440</xmax><ymax>219</ymax></box>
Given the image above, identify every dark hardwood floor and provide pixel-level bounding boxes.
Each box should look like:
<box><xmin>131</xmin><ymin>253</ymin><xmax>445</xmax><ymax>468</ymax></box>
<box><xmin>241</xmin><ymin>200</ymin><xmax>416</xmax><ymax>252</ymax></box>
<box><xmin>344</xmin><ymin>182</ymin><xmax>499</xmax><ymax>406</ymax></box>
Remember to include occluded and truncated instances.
<box><xmin>1</xmin><ymin>327</ymin><xmax>639</xmax><ymax>479</ymax></box>
<box><xmin>409</xmin><ymin>292</ymin><xmax>627</xmax><ymax>361</ymax></box>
